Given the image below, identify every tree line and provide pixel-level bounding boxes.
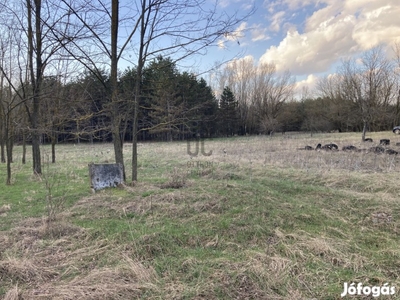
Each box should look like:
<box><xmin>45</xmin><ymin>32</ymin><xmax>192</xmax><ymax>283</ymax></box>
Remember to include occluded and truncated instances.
<box><xmin>0</xmin><ymin>0</ymin><xmax>399</xmax><ymax>185</ymax></box>
<box><xmin>2</xmin><ymin>47</ymin><xmax>400</xmax><ymax>185</ymax></box>
<box><xmin>0</xmin><ymin>0</ymin><xmax>252</xmax><ymax>184</ymax></box>
<box><xmin>212</xmin><ymin>46</ymin><xmax>400</xmax><ymax>137</ymax></box>
<box><xmin>2</xmin><ymin>48</ymin><xmax>399</xmax><ymax>149</ymax></box>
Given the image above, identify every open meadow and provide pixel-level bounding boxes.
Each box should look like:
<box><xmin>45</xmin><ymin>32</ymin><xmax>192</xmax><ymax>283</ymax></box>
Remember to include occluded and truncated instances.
<box><xmin>0</xmin><ymin>132</ymin><xmax>400</xmax><ymax>299</ymax></box>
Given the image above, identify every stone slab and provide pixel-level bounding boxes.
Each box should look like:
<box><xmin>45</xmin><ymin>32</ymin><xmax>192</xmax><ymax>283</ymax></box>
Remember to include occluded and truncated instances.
<box><xmin>89</xmin><ymin>163</ymin><xmax>124</xmax><ymax>191</ymax></box>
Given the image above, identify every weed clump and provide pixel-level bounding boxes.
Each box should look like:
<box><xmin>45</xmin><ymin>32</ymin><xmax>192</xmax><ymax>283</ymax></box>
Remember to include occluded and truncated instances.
<box><xmin>160</xmin><ymin>167</ymin><xmax>186</xmax><ymax>189</ymax></box>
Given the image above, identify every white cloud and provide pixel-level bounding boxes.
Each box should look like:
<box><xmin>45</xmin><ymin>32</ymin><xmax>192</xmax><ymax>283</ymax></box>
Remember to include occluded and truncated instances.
<box><xmin>242</xmin><ymin>1</ymin><xmax>255</xmax><ymax>10</ymax></box>
<box><xmin>218</xmin><ymin>0</ymin><xmax>232</xmax><ymax>8</ymax></box>
<box><xmin>264</xmin><ymin>0</ymin><xmax>279</xmax><ymax>14</ymax></box>
<box><xmin>217</xmin><ymin>22</ymin><xmax>247</xmax><ymax>49</ymax></box>
<box><xmin>295</xmin><ymin>74</ymin><xmax>318</xmax><ymax>98</ymax></box>
<box><xmin>219</xmin><ymin>0</ymin><xmax>254</xmax><ymax>9</ymax></box>
<box><xmin>250</xmin><ymin>24</ymin><xmax>270</xmax><ymax>41</ymax></box>
<box><xmin>269</xmin><ymin>11</ymin><xmax>286</xmax><ymax>32</ymax></box>
<box><xmin>259</xmin><ymin>0</ymin><xmax>400</xmax><ymax>75</ymax></box>
<box><xmin>352</xmin><ymin>4</ymin><xmax>400</xmax><ymax>50</ymax></box>
<box><xmin>304</xmin><ymin>2</ymin><xmax>343</xmax><ymax>31</ymax></box>
<box><xmin>225</xmin><ymin>22</ymin><xmax>247</xmax><ymax>41</ymax></box>
<box><xmin>282</xmin><ymin>0</ymin><xmax>319</xmax><ymax>11</ymax></box>
<box><xmin>265</xmin><ymin>0</ymin><xmax>321</xmax><ymax>12</ymax></box>
<box><xmin>226</xmin><ymin>55</ymin><xmax>255</xmax><ymax>73</ymax></box>
<box><xmin>217</xmin><ymin>39</ymin><xmax>226</xmax><ymax>49</ymax></box>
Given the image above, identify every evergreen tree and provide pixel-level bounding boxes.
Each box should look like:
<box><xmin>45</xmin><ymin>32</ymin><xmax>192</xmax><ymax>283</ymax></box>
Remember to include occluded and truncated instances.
<box><xmin>176</xmin><ymin>74</ymin><xmax>218</xmax><ymax>138</ymax></box>
<box><xmin>196</xmin><ymin>78</ymin><xmax>218</xmax><ymax>138</ymax></box>
<box><xmin>145</xmin><ymin>56</ymin><xmax>184</xmax><ymax>141</ymax></box>
<box><xmin>218</xmin><ymin>87</ymin><xmax>239</xmax><ymax>136</ymax></box>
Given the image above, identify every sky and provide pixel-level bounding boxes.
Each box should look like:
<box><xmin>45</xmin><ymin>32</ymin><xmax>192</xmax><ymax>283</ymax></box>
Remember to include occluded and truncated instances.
<box><xmin>200</xmin><ymin>0</ymin><xmax>400</xmax><ymax>96</ymax></box>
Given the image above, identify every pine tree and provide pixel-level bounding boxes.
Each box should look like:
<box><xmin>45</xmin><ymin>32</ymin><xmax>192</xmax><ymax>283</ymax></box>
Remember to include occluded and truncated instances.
<box><xmin>219</xmin><ymin>87</ymin><xmax>239</xmax><ymax>136</ymax></box>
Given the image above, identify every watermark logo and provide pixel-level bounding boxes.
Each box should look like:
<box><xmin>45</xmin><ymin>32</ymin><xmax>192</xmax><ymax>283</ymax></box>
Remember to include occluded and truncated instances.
<box><xmin>187</xmin><ymin>161</ymin><xmax>216</xmax><ymax>168</ymax></box>
<box><xmin>341</xmin><ymin>282</ymin><xmax>395</xmax><ymax>298</ymax></box>
<box><xmin>187</xmin><ymin>138</ymin><xmax>212</xmax><ymax>157</ymax></box>
<box><xmin>187</xmin><ymin>160</ymin><xmax>217</xmax><ymax>177</ymax></box>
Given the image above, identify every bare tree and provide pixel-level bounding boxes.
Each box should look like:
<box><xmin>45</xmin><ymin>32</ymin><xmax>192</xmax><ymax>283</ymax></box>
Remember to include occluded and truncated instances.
<box><xmin>0</xmin><ymin>0</ymin><xmax>72</xmax><ymax>175</ymax></box>
<box><xmin>0</xmin><ymin>14</ymin><xmax>29</xmax><ymax>183</ymax></box>
<box><xmin>56</xmin><ymin>0</ymin><xmax>148</xmax><ymax>179</ymax></box>
<box><xmin>253</xmin><ymin>64</ymin><xmax>295</xmax><ymax>134</ymax></box>
<box><xmin>218</xmin><ymin>56</ymin><xmax>255</xmax><ymax>134</ymax></box>
<box><xmin>123</xmin><ymin>0</ymin><xmax>253</xmax><ymax>182</ymax></box>
<box><xmin>316</xmin><ymin>74</ymin><xmax>359</xmax><ymax>131</ymax></box>
<box><xmin>317</xmin><ymin>46</ymin><xmax>397</xmax><ymax>137</ymax></box>
<box><xmin>338</xmin><ymin>47</ymin><xmax>395</xmax><ymax>140</ymax></box>
<box><xmin>59</xmin><ymin>0</ymin><xmax>252</xmax><ymax>182</ymax></box>
<box><xmin>392</xmin><ymin>42</ymin><xmax>400</xmax><ymax>125</ymax></box>
<box><xmin>41</xmin><ymin>75</ymin><xmax>68</xmax><ymax>163</ymax></box>
<box><xmin>0</xmin><ymin>37</ymin><xmax>21</xmax><ymax>184</ymax></box>
<box><xmin>213</xmin><ymin>59</ymin><xmax>295</xmax><ymax>135</ymax></box>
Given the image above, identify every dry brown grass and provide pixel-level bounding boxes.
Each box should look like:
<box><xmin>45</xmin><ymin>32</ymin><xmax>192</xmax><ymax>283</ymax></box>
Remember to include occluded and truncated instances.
<box><xmin>3</xmin><ymin>285</ymin><xmax>21</xmax><ymax>300</ymax></box>
<box><xmin>0</xmin><ymin>204</ymin><xmax>11</xmax><ymax>215</ymax></box>
<box><xmin>0</xmin><ymin>215</ymin><xmax>159</xmax><ymax>299</ymax></box>
<box><xmin>22</xmin><ymin>256</ymin><xmax>158</xmax><ymax>299</ymax></box>
<box><xmin>201</xmin><ymin>133</ymin><xmax>400</xmax><ymax>174</ymax></box>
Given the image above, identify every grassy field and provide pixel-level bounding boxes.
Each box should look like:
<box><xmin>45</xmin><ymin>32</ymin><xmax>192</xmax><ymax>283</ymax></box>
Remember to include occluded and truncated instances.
<box><xmin>0</xmin><ymin>132</ymin><xmax>399</xmax><ymax>299</ymax></box>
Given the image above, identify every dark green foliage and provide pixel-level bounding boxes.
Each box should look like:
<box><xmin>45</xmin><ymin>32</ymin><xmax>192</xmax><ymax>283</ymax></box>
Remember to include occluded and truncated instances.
<box><xmin>218</xmin><ymin>86</ymin><xmax>240</xmax><ymax>136</ymax></box>
<box><xmin>61</xmin><ymin>69</ymin><xmax>111</xmax><ymax>143</ymax></box>
<box><xmin>14</xmin><ymin>57</ymin><xmax>219</xmax><ymax>144</ymax></box>
<box><xmin>138</xmin><ymin>56</ymin><xmax>218</xmax><ymax>140</ymax></box>
<box><xmin>145</xmin><ymin>57</ymin><xmax>183</xmax><ymax>141</ymax></box>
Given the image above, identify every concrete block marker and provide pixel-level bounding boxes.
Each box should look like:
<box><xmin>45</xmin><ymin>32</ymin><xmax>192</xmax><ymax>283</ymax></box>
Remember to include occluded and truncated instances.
<box><xmin>89</xmin><ymin>163</ymin><xmax>124</xmax><ymax>191</ymax></box>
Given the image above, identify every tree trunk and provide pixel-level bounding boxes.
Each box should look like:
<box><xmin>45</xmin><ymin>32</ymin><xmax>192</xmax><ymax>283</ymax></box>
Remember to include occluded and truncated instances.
<box><xmin>112</xmin><ymin>120</ymin><xmax>124</xmax><ymax>171</ymax></box>
<box><xmin>132</xmin><ymin>93</ymin><xmax>138</xmax><ymax>182</ymax></box>
<box><xmin>131</xmin><ymin>0</ymin><xmax>147</xmax><ymax>183</ymax></box>
<box><xmin>121</xmin><ymin>118</ymin><xmax>129</xmax><ymax>145</ymax></box>
<box><xmin>362</xmin><ymin>120</ymin><xmax>367</xmax><ymax>141</ymax></box>
<box><xmin>51</xmin><ymin>134</ymin><xmax>56</xmax><ymax>163</ymax></box>
<box><xmin>31</xmin><ymin>93</ymin><xmax>41</xmax><ymax>173</ymax></box>
<box><xmin>110</xmin><ymin>95</ymin><xmax>124</xmax><ymax>168</ymax></box>
<box><xmin>0</xmin><ymin>125</ymin><xmax>5</xmax><ymax>163</ymax></box>
<box><xmin>31</xmin><ymin>130</ymin><xmax>41</xmax><ymax>174</ymax></box>
<box><xmin>22</xmin><ymin>130</ymin><xmax>26</xmax><ymax>164</ymax></box>
<box><xmin>27</xmin><ymin>0</ymin><xmax>42</xmax><ymax>175</ymax></box>
<box><xmin>396</xmin><ymin>89</ymin><xmax>400</xmax><ymax>125</ymax></box>
<box><xmin>9</xmin><ymin>128</ymin><xmax>13</xmax><ymax>163</ymax></box>
<box><xmin>110</xmin><ymin>0</ymin><xmax>125</xmax><ymax>180</ymax></box>
<box><xmin>6</xmin><ymin>134</ymin><xmax>12</xmax><ymax>185</ymax></box>
<box><xmin>5</xmin><ymin>116</ymin><xmax>12</xmax><ymax>185</ymax></box>
<box><xmin>75</xmin><ymin>120</ymin><xmax>80</xmax><ymax>143</ymax></box>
